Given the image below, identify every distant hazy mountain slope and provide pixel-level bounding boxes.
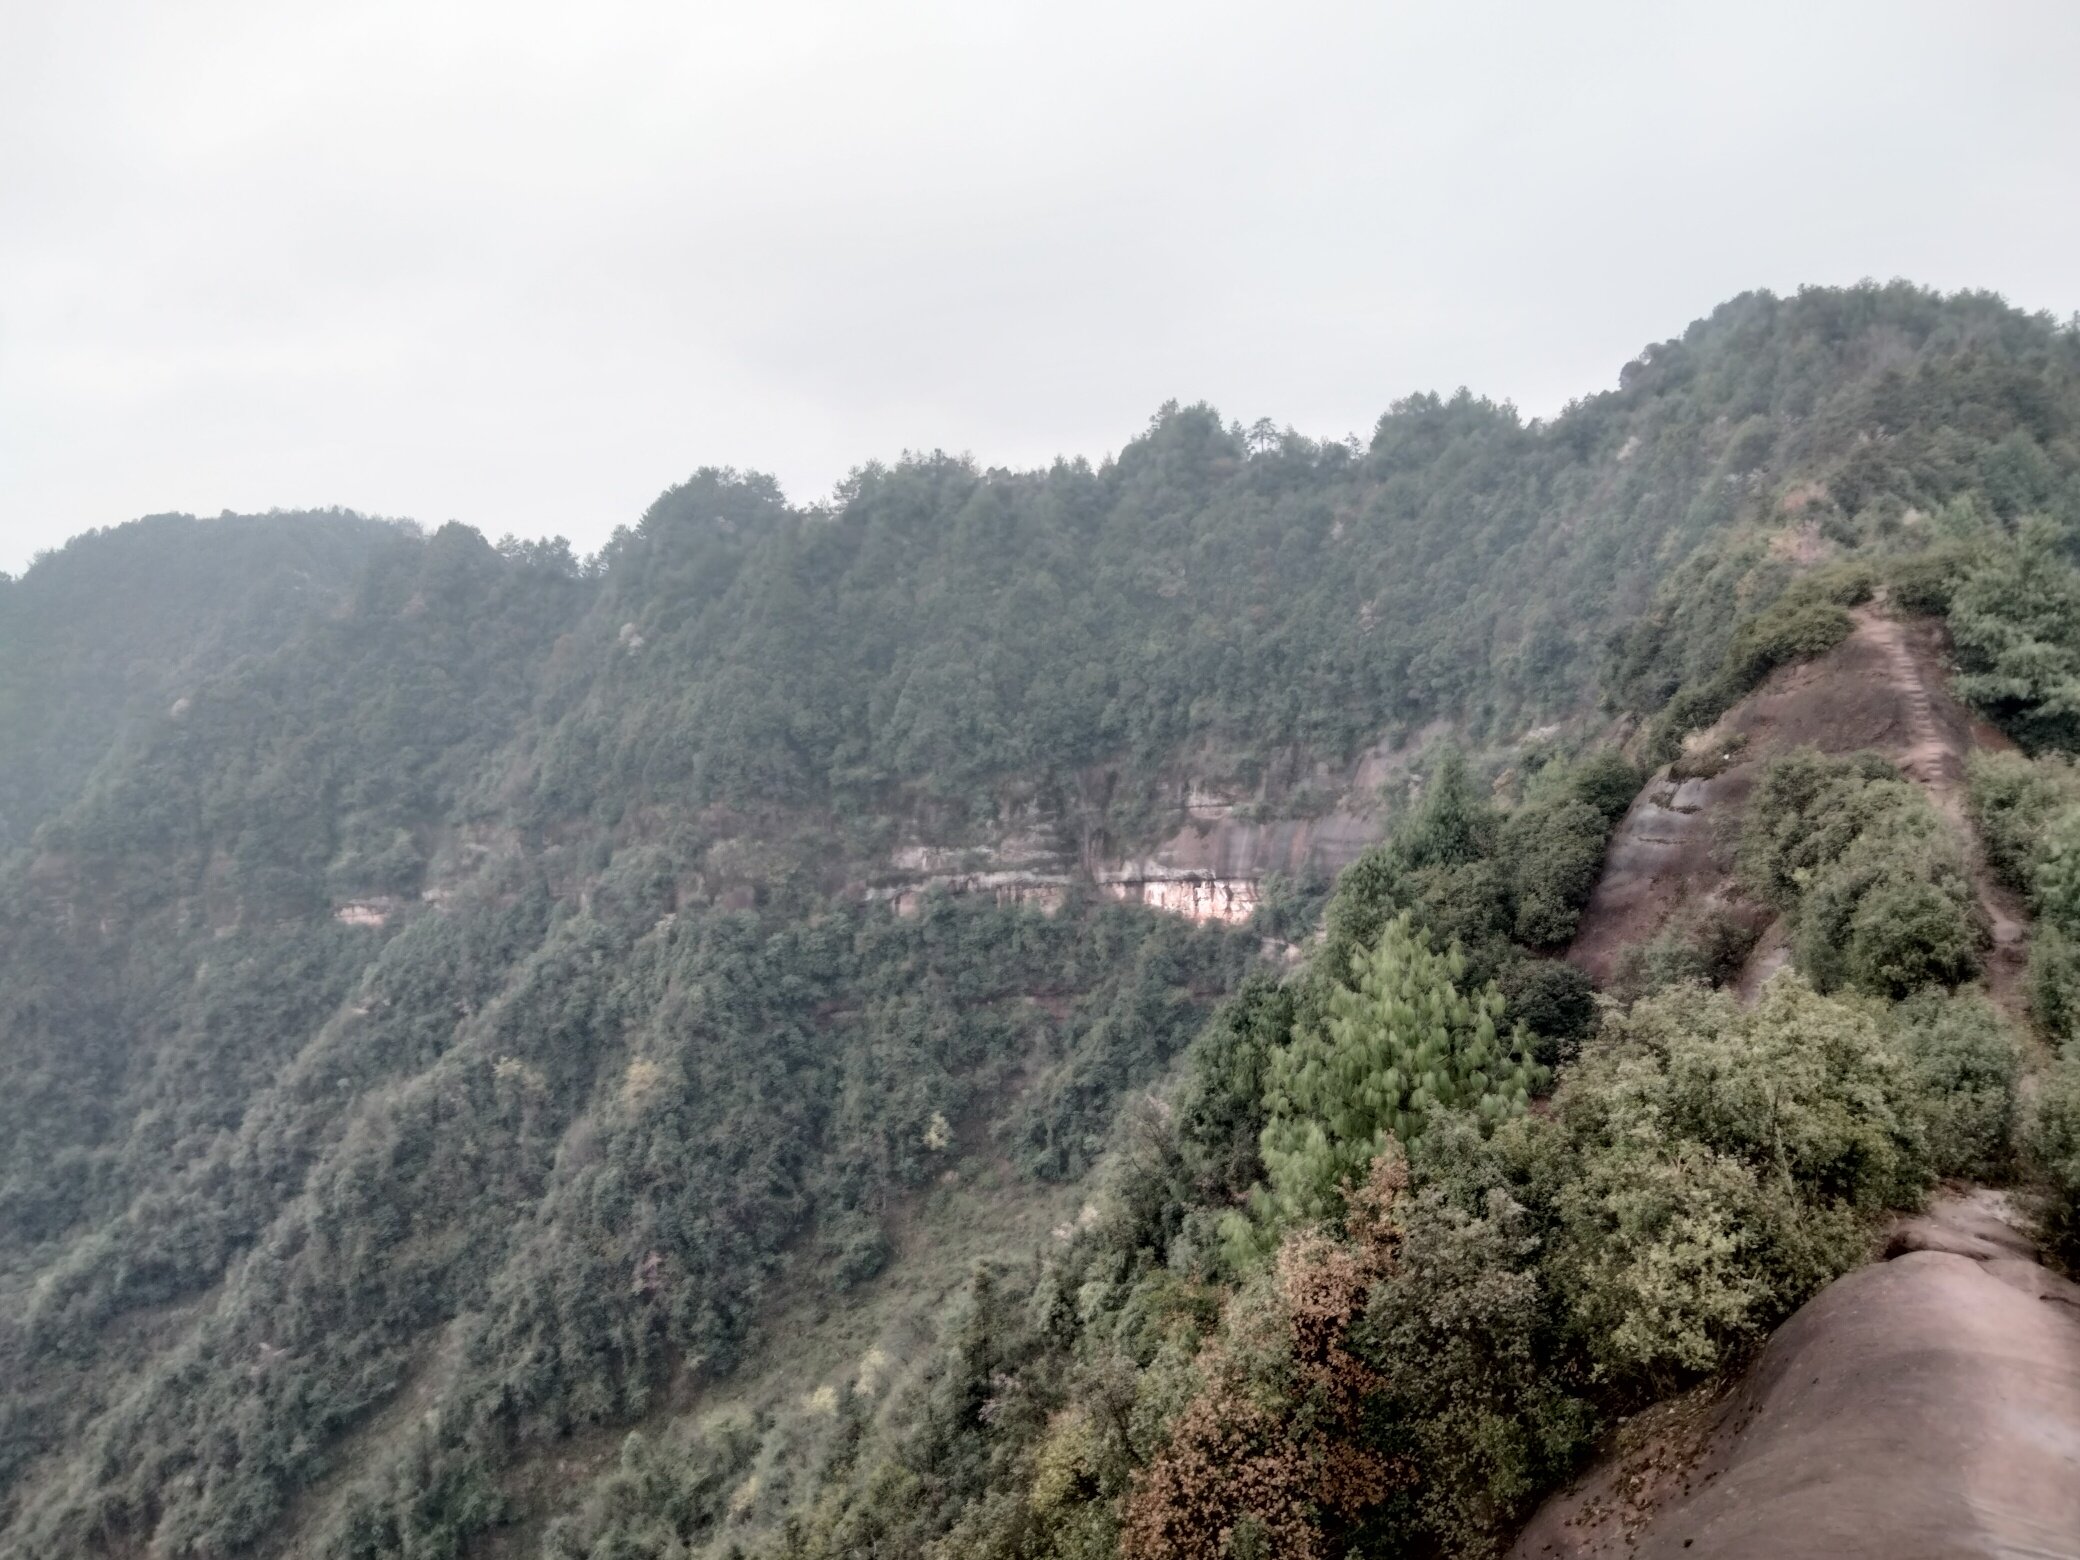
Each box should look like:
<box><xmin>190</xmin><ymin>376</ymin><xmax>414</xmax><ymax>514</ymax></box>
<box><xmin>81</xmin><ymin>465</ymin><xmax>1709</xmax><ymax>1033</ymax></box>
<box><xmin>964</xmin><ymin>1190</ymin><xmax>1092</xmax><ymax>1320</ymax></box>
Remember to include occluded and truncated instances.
<box><xmin>0</xmin><ymin>510</ymin><xmax>401</xmax><ymax>849</ymax></box>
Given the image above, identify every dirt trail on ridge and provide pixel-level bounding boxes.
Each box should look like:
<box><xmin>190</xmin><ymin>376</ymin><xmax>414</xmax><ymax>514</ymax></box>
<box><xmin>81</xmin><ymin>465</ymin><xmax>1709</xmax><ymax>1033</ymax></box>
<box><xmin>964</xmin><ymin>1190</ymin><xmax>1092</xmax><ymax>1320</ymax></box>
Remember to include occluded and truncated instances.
<box><xmin>1567</xmin><ymin>605</ymin><xmax>2028</xmax><ymax>1010</ymax></box>
<box><xmin>1528</xmin><ymin>609</ymin><xmax>2073</xmax><ymax>1558</ymax></box>
<box><xmin>1855</xmin><ymin>609</ymin><xmax>2030</xmax><ymax>1009</ymax></box>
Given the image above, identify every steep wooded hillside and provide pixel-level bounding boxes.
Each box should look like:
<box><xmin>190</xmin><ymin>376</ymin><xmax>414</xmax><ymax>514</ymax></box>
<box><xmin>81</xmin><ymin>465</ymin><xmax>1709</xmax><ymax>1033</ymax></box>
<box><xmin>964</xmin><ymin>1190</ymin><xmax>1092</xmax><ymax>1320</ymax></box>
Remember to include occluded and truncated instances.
<box><xmin>0</xmin><ymin>510</ymin><xmax>398</xmax><ymax>850</ymax></box>
<box><xmin>4</xmin><ymin>283</ymin><xmax>2080</xmax><ymax>1560</ymax></box>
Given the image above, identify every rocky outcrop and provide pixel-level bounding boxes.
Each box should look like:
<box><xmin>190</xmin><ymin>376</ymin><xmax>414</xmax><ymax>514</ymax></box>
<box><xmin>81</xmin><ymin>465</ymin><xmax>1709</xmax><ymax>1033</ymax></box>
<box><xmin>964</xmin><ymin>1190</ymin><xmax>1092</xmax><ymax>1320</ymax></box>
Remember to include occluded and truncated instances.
<box><xmin>872</xmin><ymin>870</ymin><xmax>1073</xmax><ymax>918</ymax></box>
<box><xmin>1104</xmin><ymin>809</ymin><xmax>1380</xmax><ymax>886</ymax></box>
<box><xmin>866</xmin><ymin>832</ymin><xmax>1078</xmax><ymax>917</ymax></box>
<box><xmin>870</xmin><ymin>803</ymin><xmax>1382</xmax><ymax>926</ymax></box>
<box><xmin>1566</xmin><ymin>764</ymin><xmax>1759</xmax><ymax>985</ymax></box>
<box><xmin>1089</xmin><ymin>807</ymin><xmax>1383</xmax><ymax>924</ymax></box>
<box><xmin>1508</xmin><ymin>1188</ymin><xmax>2080</xmax><ymax>1559</ymax></box>
<box><xmin>866</xmin><ymin>734</ymin><xmax>1446</xmax><ymax>924</ymax></box>
<box><xmin>1103</xmin><ymin>875</ymin><xmax>1260</xmax><ymax>924</ymax></box>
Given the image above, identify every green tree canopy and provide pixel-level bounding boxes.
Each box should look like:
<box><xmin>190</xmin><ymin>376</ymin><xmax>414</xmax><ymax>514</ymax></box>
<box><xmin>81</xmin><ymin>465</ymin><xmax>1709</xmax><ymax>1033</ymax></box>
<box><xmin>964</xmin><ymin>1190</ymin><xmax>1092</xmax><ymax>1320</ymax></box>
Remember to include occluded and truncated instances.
<box><xmin>1950</xmin><ymin>517</ymin><xmax>2080</xmax><ymax>752</ymax></box>
<box><xmin>1240</xmin><ymin>912</ymin><xmax>1543</xmax><ymax>1244</ymax></box>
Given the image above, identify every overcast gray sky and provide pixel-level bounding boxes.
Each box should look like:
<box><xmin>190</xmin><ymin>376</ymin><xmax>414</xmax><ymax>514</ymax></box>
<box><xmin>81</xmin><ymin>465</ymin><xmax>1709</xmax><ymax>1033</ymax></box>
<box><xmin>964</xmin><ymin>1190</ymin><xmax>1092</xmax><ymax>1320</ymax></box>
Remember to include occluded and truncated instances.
<box><xmin>4</xmin><ymin>0</ymin><xmax>2077</xmax><ymax>571</ymax></box>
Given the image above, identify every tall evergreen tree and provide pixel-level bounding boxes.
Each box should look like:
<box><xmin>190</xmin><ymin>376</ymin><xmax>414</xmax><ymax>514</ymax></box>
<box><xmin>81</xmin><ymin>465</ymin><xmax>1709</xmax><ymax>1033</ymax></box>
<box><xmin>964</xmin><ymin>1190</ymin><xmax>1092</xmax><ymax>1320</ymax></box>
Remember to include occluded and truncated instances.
<box><xmin>1235</xmin><ymin>913</ymin><xmax>1543</xmax><ymax>1248</ymax></box>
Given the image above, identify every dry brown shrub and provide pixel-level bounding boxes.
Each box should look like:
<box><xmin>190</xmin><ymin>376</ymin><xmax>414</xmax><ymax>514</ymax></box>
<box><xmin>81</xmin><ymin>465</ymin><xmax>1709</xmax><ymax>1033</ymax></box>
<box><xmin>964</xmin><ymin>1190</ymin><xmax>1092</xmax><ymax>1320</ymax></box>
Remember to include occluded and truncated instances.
<box><xmin>1119</xmin><ymin>1148</ymin><xmax>1411</xmax><ymax>1560</ymax></box>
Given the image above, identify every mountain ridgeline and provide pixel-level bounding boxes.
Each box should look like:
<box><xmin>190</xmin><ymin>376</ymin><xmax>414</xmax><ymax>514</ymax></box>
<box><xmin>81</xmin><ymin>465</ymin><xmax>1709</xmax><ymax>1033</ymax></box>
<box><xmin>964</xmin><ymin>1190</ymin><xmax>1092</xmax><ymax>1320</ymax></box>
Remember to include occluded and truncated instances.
<box><xmin>4</xmin><ymin>283</ymin><xmax>2080</xmax><ymax>1560</ymax></box>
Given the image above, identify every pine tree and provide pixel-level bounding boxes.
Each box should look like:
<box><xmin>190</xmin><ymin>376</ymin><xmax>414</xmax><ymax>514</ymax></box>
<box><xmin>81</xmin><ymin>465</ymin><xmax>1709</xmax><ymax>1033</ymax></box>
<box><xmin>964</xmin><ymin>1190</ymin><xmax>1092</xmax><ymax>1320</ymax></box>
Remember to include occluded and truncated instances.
<box><xmin>1241</xmin><ymin>913</ymin><xmax>1544</xmax><ymax>1241</ymax></box>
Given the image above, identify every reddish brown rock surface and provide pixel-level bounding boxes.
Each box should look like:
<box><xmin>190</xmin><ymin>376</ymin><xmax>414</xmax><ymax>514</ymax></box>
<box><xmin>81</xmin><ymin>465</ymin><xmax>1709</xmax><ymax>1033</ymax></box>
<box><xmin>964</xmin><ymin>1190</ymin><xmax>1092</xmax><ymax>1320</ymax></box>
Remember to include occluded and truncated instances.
<box><xmin>1510</xmin><ymin>1189</ymin><xmax>2080</xmax><ymax>1559</ymax></box>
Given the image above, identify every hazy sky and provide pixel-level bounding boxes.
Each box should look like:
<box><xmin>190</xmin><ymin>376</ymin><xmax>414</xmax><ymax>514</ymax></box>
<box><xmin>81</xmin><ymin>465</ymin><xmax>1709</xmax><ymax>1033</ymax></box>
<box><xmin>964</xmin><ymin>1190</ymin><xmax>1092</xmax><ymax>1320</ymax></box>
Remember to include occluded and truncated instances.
<box><xmin>4</xmin><ymin>1</ymin><xmax>2078</xmax><ymax>571</ymax></box>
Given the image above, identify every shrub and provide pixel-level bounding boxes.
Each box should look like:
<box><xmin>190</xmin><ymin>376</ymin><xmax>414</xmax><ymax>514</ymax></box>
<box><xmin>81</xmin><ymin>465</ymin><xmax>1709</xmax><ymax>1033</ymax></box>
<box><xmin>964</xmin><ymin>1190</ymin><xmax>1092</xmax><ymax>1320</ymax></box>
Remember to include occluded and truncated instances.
<box><xmin>1888</xmin><ymin>541</ymin><xmax>1982</xmax><ymax>616</ymax></box>
<box><xmin>1581</xmin><ymin>979</ymin><xmax>1928</xmax><ymax>1214</ymax></box>
<box><xmin>2020</xmin><ymin>1060</ymin><xmax>2080</xmax><ymax>1270</ymax></box>
<box><xmin>1965</xmin><ymin>749</ymin><xmax>2080</xmax><ymax>894</ymax></box>
<box><xmin>1351</xmin><ymin>1153</ymin><xmax>1593</xmax><ymax>1555</ymax></box>
<box><xmin>2038</xmin><ymin>808</ymin><xmax>2080</xmax><ymax>937</ymax></box>
<box><xmin>1963</xmin><ymin>764</ymin><xmax>2080</xmax><ymax>1043</ymax></box>
<box><xmin>1122</xmin><ymin>1159</ymin><xmax>1408</xmax><ymax>1560</ymax></box>
<box><xmin>1400</xmin><ymin>861</ymin><xmax>1516</xmax><ymax>985</ymax></box>
<box><xmin>1836</xmin><ymin>873</ymin><xmax>1986</xmax><ymax>998</ymax></box>
<box><xmin>1608</xmin><ymin>905</ymin><xmax>1763</xmax><ymax>1001</ymax></box>
<box><xmin>1646</xmin><ymin>683</ymin><xmax>1733</xmax><ymax>764</ymax></box>
<box><xmin>1394</xmin><ymin>750</ymin><xmax>1500</xmax><ymax>871</ymax></box>
<box><xmin>1545</xmin><ymin>1133</ymin><xmax>1848</xmax><ymax>1390</ymax></box>
<box><xmin>1501</xmin><ymin>797</ymin><xmax>1611</xmax><ymax>947</ymax></box>
<box><xmin>1889</xmin><ymin>992</ymin><xmax>2023</xmax><ymax>1180</ymax></box>
<box><xmin>1495</xmin><ymin>958</ymin><xmax>1598</xmax><ymax>1067</ymax></box>
<box><xmin>1642</xmin><ymin>567</ymin><xmax>1871</xmax><ymax>759</ymax></box>
<box><xmin>1541</xmin><ymin>978</ymin><xmax>1925</xmax><ymax>1390</ymax></box>
<box><xmin>1130</xmin><ymin>971</ymin><xmax>1946</xmax><ymax>1560</ymax></box>
<box><xmin>1744</xmin><ymin>750</ymin><xmax>1984</xmax><ymax>996</ymax></box>
<box><xmin>1668</xmin><ymin>730</ymin><xmax>1748</xmax><ymax>782</ymax></box>
<box><xmin>1173</xmin><ymin>974</ymin><xmax>1291</xmax><ymax>1205</ymax></box>
<box><xmin>1721</xmin><ymin>598</ymin><xmax>1855</xmax><ymax>693</ymax></box>
<box><xmin>2029</xmin><ymin>929</ymin><xmax>2080</xmax><ymax>1054</ymax></box>
<box><xmin>1564</xmin><ymin>750</ymin><xmax>1644</xmax><ymax>825</ymax></box>
<box><xmin>1316</xmin><ymin>751</ymin><xmax>1504</xmax><ymax>986</ymax></box>
<box><xmin>1947</xmin><ymin>517</ymin><xmax>2080</xmax><ymax>754</ymax></box>
<box><xmin>1488</xmin><ymin>749</ymin><xmax>1634</xmax><ymax>950</ymax></box>
<box><xmin>1739</xmin><ymin>749</ymin><xmax>1914</xmax><ymax>911</ymax></box>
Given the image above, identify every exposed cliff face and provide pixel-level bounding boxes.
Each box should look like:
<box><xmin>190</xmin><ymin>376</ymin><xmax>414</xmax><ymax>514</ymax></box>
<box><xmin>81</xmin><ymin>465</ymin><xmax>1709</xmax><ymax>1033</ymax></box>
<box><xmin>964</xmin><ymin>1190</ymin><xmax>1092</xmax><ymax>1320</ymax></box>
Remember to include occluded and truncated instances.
<box><xmin>1094</xmin><ymin>806</ymin><xmax>1384</xmax><ymax>923</ymax></box>
<box><xmin>1105</xmin><ymin>875</ymin><xmax>1260</xmax><ymax>924</ymax></box>
<box><xmin>866</xmin><ymin>733</ymin><xmax>1439</xmax><ymax>925</ymax></box>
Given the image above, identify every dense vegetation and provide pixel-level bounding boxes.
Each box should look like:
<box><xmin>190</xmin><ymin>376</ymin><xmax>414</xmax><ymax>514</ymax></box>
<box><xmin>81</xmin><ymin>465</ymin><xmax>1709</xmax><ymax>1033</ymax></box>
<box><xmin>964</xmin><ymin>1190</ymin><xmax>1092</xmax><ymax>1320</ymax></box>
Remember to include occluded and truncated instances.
<box><xmin>679</xmin><ymin>914</ymin><xmax>1973</xmax><ymax>1560</ymax></box>
<box><xmin>1740</xmin><ymin>748</ymin><xmax>1987</xmax><ymax>997</ymax></box>
<box><xmin>0</xmin><ymin>510</ymin><xmax>397</xmax><ymax>850</ymax></box>
<box><xmin>4</xmin><ymin>282</ymin><xmax>2080</xmax><ymax>1560</ymax></box>
<box><xmin>1967</xmin><ymin>747</ymin><xmax>2080</xmax><ymax>1262</ymax></box>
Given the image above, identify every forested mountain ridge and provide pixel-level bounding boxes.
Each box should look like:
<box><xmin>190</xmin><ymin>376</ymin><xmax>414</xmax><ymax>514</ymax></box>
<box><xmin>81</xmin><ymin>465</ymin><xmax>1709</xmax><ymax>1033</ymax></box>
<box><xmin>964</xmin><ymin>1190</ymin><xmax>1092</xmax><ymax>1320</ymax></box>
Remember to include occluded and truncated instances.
<box><xmin>4</xmin><ymin>282</ymin><xmax>2080</xmax><ymax>1560</ymax></box>
<box><xmin>10</xmin><ymin>286</ymin><xmax>2070</xmax><ymax>932</ymax></box>
<box><xmin>0</xmin><ymin>509</ymin><xmax>400</xmax><ymax>851</ymax></box>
